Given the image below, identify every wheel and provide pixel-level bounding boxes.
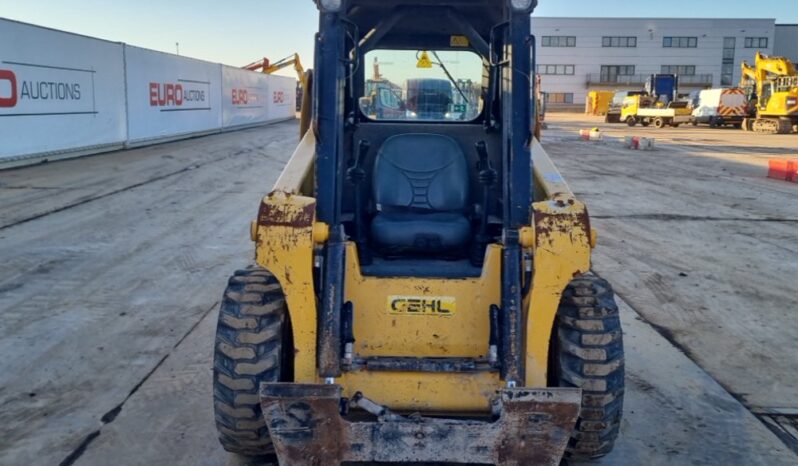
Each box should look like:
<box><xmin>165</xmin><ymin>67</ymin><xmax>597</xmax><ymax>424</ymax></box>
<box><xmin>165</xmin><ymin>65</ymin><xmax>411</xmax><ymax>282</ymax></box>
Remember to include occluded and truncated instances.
<box><xmin>653</xmin><ymin>118</ymin><xmax>665</xmax><ymax>129</ymax></box>
<box><xmin>213</xmin><ymin>268</ymin><xmax>292</xmax><ymax>457</ymax></box>
<box><xmin>672</xmin><ymin>123</ymin><xmax>681</xmax><ymax>128</ymax></box>
<box><xmin>709</xmin><ymin>117</ymin><xmax>718</xmax><ymax>128</ymax></box>
<box><xmin>691</xmin><ymin>119</ymin><xmax>698</xmax><ymax>127</ymax></box>
<box><xmin>551</xmin><ymin>274</ymin><xmax>625</xmax><ymax>460</ymax></box>
<box><xmin>626</xmin><ymin>116</ymin><xmax>637</xmax><ymax>127</ymax></box>
<box><xmin>640</xmin><ymin>119</ymin><xmax>650</xmax><ymax>127</ymax></box>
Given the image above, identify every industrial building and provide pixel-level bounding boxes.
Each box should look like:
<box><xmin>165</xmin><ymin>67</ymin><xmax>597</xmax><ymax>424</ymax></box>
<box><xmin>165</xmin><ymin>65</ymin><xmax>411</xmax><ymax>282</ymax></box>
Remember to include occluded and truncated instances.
<box><xmin>774</xmin><ymin>24</ymin><xmax>798</xmax><ymax>62</ymax></box>
<box><xmin>531</xmin><ymin>17</ymin><xmax>780</xmax><ymax>106</ymax></box>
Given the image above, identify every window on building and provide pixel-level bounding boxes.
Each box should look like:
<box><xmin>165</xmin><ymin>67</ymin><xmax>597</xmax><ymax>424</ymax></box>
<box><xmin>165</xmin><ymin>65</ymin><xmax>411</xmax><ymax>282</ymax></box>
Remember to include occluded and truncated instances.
<box><xmin>744</xmin><ymin>37</ymin><xmax>768</xmax><ymax>48</ymax></box>
<box><xmin>545</xmin><ymin>93</ymin><xmax>574</xmax><ymax>104</ymax></box>
<box><xmin>600</xmin><ymin>65</ymin><xmax>635</xmax><ymax>82</ymax></box>
<box><xmin>721</xmin><ymin>64</ymin><xmax>735</xmax><ymax>86</ymax></box>
<box><xmin>602</xmin><ymin>36</ymin><xmax>637</xmax><ymax>47</ymax></box>
<box><xmin>537</xmin><ymin>64</ymin><xmax>575</xmax><ymax>75</ymax></box>
<box><xmin>542</xmin><ymin>36</ymin><xmax>576</xmax><ymax>47</ymax></box>
<box><xmin>661</xmin><ymin>65</ymin><xmax>696</xmax><ymax>76</ymax></box>
<box><xmin>722</xmin><ymin>37</ymin><xmax>736</xmax><ymax>86</ymax></box>
<box><xmin>663</xmin><ymin>37</ymin><xmax>698</xmax><ymax>48</ymax></box>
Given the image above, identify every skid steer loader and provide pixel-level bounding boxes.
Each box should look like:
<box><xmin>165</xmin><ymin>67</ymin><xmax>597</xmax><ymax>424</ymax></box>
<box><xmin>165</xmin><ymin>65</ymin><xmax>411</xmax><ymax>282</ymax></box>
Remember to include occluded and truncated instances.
<box><xmin>212</xmin><ymin>1</ymin><xmax>625</xmax><ymax>464</ymax></box>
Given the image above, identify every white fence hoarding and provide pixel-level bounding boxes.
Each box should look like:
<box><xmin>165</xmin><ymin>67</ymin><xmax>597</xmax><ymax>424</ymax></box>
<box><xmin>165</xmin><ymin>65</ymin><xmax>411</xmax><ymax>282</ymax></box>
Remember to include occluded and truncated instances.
<box><xmin>222</xmin><ymin>66</ymin><xmax>272</xmax><ymax>129</ymax></box>
<box><xmin>0</xmin><ymin>19</ymin><xmax>127</xmax><ymax>162</ymax></box>
<box><xmin>124</xmin><ymin>46</ymin><xmax>223</xmax><ymax>145</ymax></box>
<box><xmin>0</xmin><ymin>19</ymin><xmax>297</xmax><ymax>166</ymax></box>
<box><xmin>267</xmin><ymin>75</ymin><xmax>298</xmax><ymax>121</ymax></box>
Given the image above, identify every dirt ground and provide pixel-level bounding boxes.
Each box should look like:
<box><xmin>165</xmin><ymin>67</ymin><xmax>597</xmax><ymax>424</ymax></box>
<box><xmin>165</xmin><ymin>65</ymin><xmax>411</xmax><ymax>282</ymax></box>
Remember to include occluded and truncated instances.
<box><xmin>0</xmin><ymin>118</ymin><xmax>796</xmax><ymax>465</ymax></box>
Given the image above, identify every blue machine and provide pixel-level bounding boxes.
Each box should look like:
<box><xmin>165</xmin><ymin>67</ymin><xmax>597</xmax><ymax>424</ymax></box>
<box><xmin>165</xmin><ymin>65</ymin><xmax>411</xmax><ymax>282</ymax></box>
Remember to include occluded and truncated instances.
<box><xmin>645</xmin><ymin>74</ymin><xmax>679</xmax><ymax>104</ymax></box>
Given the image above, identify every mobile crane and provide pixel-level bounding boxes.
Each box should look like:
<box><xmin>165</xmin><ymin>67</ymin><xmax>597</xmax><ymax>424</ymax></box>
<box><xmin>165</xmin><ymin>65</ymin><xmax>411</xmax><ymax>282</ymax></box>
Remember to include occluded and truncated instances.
<box><xmin>740</xmin><ymin>52</ymin><xmax>798</xmax><ymax>134</ymax></box>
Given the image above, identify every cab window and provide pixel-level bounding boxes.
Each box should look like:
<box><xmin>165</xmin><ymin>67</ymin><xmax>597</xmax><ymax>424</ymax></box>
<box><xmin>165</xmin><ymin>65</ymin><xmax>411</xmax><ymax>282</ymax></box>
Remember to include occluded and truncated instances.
<box><xmin>360</xmin><ymin>49</ymin><xmax>484</xmax><ymax>122</ymax></box>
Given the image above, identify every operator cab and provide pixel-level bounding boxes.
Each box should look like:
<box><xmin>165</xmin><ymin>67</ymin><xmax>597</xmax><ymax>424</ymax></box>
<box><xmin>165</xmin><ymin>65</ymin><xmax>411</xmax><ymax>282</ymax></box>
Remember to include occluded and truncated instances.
<box><xmin>312</xmin><ymin>0</ymin><xmax>535</xmax><ymax>278</ymax></box>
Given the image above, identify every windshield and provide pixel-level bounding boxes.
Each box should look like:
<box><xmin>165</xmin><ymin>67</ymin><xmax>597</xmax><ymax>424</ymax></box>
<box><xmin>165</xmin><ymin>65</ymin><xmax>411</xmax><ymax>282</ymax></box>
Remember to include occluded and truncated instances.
<box><xmin>360</xmin><ymin>49</ymin><xmax>484</xmax><ymax>122</ymax></box>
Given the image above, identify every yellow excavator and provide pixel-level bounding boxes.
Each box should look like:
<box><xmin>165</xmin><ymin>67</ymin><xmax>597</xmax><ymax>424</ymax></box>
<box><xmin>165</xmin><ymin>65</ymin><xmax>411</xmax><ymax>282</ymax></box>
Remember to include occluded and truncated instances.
<box><xmin>740</xmin><ymin>52</ymin><xmax>798</xmax><ymax>134</ymax></box>
<box><xmin>243</xmin><ymin>53</ymin><xmax>305</xmax><ymax>78</ymax></box>
<box><xmin>243</xmin><ymin>53</ymin><xmax>312</xmax><ymax>136</ymax></box>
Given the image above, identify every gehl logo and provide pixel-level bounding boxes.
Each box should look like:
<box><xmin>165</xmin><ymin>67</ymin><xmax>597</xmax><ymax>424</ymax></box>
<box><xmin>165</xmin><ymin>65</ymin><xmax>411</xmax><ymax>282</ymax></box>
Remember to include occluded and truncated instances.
<box><xmin>388</xmin><ymin>296</ymin><xmax>456</xmax><ymax>317</ymax></box>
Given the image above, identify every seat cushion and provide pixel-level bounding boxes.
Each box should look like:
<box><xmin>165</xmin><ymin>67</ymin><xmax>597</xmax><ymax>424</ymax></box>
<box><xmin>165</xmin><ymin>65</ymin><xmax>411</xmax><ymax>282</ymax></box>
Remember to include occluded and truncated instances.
<box><xmin>371</xmin><ymin>212</ymin><xmax>471</xmax><ymax>253</ymax></box>
<box><xmin>373</xmin><ymin>134</ymin><xmax>469</xmax><ymax>213</ymax></box>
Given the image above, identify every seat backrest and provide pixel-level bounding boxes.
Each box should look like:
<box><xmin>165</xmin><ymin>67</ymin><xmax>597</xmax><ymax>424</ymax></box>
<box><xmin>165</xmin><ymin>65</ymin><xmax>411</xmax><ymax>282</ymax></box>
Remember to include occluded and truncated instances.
<box><xmin>373</xmin><ymin>134</ymin><xmax>469</xmax><ymax>213</ymax></box>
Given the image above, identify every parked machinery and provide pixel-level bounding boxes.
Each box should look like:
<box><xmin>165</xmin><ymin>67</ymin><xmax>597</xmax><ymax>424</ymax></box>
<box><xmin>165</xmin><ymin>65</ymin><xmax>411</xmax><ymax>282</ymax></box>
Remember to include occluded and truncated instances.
<box><xmin>691</xmin><ymin>88</ymin><xmax>748</xmax><ymax>128</ymax></box>
<box><xmin>586</xmin><ymin>90</ymin><xmax>615</xmax><ymax>116</ymax></box>
<box><xmin>212</xmin><ymin>1</ymin><xmax>625</xmax><ymax>465</ymax></box>
<box><xmin>605</xmin><ymin>74</ymin><xmax>678</xmax><ymax>123</ymax></box>
<box><xmin>621</xmin><ymin>94</ymin><xmax>691</xmax><ymax>128</ymax></box>
<box><xmin>740</xmin><ymin>52</ymin><xmax>798</xmax><ymax>134</ymax></box>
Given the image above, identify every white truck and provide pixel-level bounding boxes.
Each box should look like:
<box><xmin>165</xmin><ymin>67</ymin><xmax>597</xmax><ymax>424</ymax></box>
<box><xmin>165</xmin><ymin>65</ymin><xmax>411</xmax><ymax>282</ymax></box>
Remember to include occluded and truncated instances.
<box><xmin>691</xmin><ymin>88</ymin><xmax>749</xmax><ymax>128</ymax></box>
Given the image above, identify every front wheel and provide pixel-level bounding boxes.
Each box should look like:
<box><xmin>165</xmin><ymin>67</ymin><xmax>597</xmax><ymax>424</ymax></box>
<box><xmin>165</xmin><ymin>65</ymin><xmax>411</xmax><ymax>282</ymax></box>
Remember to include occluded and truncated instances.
<box><xmin>213</xmin><ymin>269</ymin><xmax>292</xmax><ymax>457</ymax></box>
<box><xmin>626</xmin><ymin>116</ymin><xmax>637</xmax><ymax>127</ymax></box>
<box><xmin>552</xmin><ymin>274</ymin><xmax>625</xmax><ymax>460</ymax></box>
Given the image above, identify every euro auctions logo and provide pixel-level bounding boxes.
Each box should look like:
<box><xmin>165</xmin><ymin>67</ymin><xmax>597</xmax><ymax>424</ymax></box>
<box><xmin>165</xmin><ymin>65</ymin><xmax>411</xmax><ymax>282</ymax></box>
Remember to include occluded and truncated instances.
<box><xmin>0</xmin><ymin>62</ymin><xmax>94</xmax><ymax>116</ymax></box>
<box><xmin>0</xmin><ymin>70</ymin><xmax>18</xmax><ymax>108</ymax></box>
<box><xmin>149</xmin><ymin>80</ymin><xmax>210</xmax><ymax>111</ymax></box>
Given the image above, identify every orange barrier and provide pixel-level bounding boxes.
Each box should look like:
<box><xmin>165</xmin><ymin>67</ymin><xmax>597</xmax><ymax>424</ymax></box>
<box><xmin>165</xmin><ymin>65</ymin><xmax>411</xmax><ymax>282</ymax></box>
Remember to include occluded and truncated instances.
<box><xmin>768</xmin><ymin>159</ymin><xmax>798</xmax><ymax>183</ymax></box>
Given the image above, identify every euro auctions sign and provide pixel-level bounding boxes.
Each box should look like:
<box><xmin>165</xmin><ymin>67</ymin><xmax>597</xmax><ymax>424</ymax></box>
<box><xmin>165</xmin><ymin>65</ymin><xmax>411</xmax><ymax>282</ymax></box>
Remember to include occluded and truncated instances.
<box><xmin>149</xmin><ymin>80</ymin><xmax>210</xmax><ymax>110</ymax></box>
<box><xmin>0</xmin><ymin>63</ymin><xmax>96</xmax><ymax>115</ymax></box>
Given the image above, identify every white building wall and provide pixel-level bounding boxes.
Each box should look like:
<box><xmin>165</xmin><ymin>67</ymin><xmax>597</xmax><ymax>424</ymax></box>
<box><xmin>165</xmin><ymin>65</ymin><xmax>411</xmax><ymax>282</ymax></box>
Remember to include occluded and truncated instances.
<box><xmin>774</xmin><ymin>25</ymin><xmax>798</xmax><ymax>63</ymax></box>
<box><xmin>531</xmin><ymin>17</ymin><xmax>775</xmax><ymax>106</ymax></box>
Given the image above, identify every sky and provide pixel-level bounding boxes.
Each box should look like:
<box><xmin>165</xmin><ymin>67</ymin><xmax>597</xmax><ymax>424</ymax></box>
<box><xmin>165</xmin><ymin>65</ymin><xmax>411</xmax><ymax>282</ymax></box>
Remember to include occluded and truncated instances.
<box><xmin>1</xmin><ymin>0</ymin><xmax>796</xmax><ymax>77</ymax></box>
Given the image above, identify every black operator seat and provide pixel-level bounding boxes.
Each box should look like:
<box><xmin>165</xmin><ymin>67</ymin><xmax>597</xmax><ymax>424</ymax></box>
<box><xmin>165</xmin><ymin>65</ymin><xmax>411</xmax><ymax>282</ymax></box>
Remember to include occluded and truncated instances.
<box><xmin>371</xmin><ymin>133</ymin><xmax>471</xmax><ymax>255</ymax></box>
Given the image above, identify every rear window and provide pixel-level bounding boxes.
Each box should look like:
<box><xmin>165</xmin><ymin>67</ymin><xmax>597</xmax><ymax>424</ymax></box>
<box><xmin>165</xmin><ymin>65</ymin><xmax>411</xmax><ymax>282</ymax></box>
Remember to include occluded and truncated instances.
<box><xmin>360</xmin><ymin>49</ymin><xmax>484</xmax><ymax>122</ymax></box>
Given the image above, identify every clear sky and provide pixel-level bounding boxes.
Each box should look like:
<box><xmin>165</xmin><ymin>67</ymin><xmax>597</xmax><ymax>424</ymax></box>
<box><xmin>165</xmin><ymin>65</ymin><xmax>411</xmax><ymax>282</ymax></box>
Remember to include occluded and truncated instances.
<box><xmin>1</xmin><ymin>0</ymin><xmax>796</xmax><ymax>77</ymax></box>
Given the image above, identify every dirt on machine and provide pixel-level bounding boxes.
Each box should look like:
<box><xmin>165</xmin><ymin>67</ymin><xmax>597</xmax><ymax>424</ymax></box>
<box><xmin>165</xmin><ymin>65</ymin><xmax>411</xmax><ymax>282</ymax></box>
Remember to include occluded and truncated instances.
<box><xmin>212</xmin><ymin>1</ymin><xmax>624</xmax><ymax>465</ymax></box>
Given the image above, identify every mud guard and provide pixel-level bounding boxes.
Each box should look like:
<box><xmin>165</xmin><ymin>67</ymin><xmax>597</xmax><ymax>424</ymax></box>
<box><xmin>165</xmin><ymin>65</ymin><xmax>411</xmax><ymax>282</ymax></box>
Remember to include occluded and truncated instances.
<box><xmin>261</xmin><ymin>383</ymin><xmax>581</xmax><ymax>466</ymax></box>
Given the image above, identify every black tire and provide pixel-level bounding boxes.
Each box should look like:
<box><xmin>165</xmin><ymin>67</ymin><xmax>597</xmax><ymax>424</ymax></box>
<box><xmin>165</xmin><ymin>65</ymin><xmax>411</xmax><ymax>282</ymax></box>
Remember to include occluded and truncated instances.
<box><xmin>551</xmin><ymin>274</ymin><xmax>625</xmax><ymax>460</ymax></box>
<box><xmin>653</xmin><ymin>118</ymin><xmax>665</xmax><ymax>129</ymax></box>
<box><xmin>213</xmin><ymin>269</ymin><xmax>292</xmax><ymax>457</ymax></box>
<box><xmin>640</xmin><ymin>119</ymin><xmax>650</xmax><ymax>127</ymax></box>
<box><xmin>626</xmin><ymin>117</ymin><xmax>637</xmax><ymax>127</ymax></box>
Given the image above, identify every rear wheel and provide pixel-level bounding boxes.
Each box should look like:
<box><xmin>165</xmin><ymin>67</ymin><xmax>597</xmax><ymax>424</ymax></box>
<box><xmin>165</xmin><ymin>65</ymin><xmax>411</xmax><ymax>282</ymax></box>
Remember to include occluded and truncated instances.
<box><xmin>552</xmin><ymin>274</ymin><xmax>625</xmax><ymax>460</ymax></box>
<box><xmin>653</xmin><ymin>118</ymin><xmax>665</xmax><ymax>129</ymax></box>
<box><xmin>213</xmin><ymin>269</ymin><xmax>292</xmax><ymax>457</ymax></box>
<box><xmin>640</xmin><ymin>119</ymin><xmax>650</xmax><ymax>127</ymax></box>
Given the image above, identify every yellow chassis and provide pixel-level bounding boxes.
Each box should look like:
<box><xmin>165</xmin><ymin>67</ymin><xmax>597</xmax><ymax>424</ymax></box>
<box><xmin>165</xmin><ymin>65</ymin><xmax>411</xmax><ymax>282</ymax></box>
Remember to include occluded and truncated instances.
<box><xmin>251</xmin><ymin>131</ymin><xmax>595</xmax><ymax>412</ymax></box>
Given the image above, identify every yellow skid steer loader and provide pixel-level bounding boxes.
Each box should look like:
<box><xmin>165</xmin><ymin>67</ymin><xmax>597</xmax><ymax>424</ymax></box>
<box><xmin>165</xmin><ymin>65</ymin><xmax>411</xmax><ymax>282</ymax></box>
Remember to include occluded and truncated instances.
<box><xmin>212</xmin><ymin>1</ymin><xmax>625</xmax><ymax>464</ymax></box>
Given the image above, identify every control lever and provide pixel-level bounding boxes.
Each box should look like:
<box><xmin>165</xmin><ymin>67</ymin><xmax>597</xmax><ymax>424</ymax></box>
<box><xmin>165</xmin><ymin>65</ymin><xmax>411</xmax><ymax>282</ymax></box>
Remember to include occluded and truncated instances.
<box><xmin>348</xmin><ymin>140</ymin><xmax>371</xmax><ymax>264</ymax></box>
<box><xmin>471</xmin><ymin>141</ymin><xmax>496</xmax><ymax>266</ymax></box>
